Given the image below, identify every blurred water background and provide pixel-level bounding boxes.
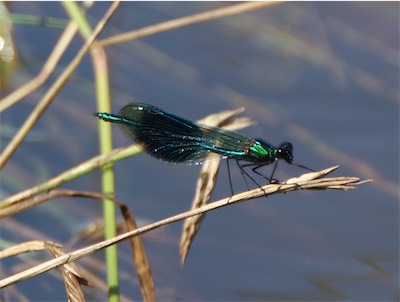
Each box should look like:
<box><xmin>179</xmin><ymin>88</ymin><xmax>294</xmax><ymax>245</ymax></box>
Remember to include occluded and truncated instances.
<box><xmin>0</xmin><ymin>2</ymin><xmax>398</xmax><ymax>301</ymax></box>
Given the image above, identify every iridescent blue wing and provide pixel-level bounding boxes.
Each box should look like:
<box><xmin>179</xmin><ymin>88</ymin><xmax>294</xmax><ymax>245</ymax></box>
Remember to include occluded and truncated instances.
<box><xmin>117</xmin><ymin>103</ymin><xmax>252</xmax><ymax>164</ymax></box>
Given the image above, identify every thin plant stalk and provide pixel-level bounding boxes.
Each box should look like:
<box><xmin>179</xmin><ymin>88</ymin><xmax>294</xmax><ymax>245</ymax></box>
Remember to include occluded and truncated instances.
<box><xmin>62</xmin><ymin>2</ymin><xmax>120</xmax><ymax>300</ymax></box>
<box><xmin>92</xmin><ymin>47</ymin><xmax>119</xmax><ymax>302</ymax></box>
<box><xmin>0</xmin><ymin>144</ymin><xmax>143</xmax><ymax>210</ymax></box>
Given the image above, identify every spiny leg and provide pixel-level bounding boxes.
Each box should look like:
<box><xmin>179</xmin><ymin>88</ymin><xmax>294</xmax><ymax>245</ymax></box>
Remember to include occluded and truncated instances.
<box><xmin>239</xmin><ymin>162</ymin><xmax>278</xmax><ymax>184</ymax></box>
<box><xmin>250</xmin><ymin>162</ymin><xmax>278</xmax><ymax>183</ymax></box>
<box><xmin>237</xmin><ymin>161</ymin><xmax>268</xmax><ymax>197</ymax></box>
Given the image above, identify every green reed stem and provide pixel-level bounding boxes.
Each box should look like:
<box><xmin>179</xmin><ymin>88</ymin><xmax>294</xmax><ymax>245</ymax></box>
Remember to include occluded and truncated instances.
<box><xmin>62</xmin><ymin>2</ymin><xmax>120</xmax><ymax>301</ymax></box>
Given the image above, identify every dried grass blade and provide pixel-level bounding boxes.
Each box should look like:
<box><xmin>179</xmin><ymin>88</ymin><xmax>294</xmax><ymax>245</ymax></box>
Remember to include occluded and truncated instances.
<box><xmin>47</xmin><ymin>244</ymin><xmax>88</xmax><ymax>302</ymax></box>
<box><xmin>180</xmin><ymin>158</ymin><xmax>220</xmax><ymax>265</ymax></box>
<box><xmin>180</xmin><ymin>108</ymin><xmax>255</xmax><ymax>265</ymax></box>
<box><xmin>0</xmin><ymin>241</ymin><xmax>60</xmax><ymax>258</ymax></box>
<box><xmin>0</xmin><ymin>241</ymin><xmax>89</xmax><ymax>301</ymax></box>
<box><xmin>119</xmin><ymin>205</ymin><xmax>156</xmax><ymax>302</ymax></box>
<box><xmin>0</xmin><ymin>189</ymin><xmax>109</xmax><ymax>219</ymax></box>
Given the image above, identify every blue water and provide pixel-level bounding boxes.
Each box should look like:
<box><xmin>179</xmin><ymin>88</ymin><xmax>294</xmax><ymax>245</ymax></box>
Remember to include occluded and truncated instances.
<box><xmin>1</xmin><ymin>2</ymin><xmax>398</xmax><ymax>301</ymax></box>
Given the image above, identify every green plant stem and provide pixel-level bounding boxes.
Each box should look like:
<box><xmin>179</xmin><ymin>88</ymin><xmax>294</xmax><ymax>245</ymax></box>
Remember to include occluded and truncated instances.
<box><xmin>62</xmin><ymin>2</ymin><xmax>120</xmax><ymax>300</ymax></box>
<box><xmin>0</xmin><ymin>144</ymin><xmax>143</xmax><ymax>210</ymax></box>
<box><xmin>93</xmin><ymin>47</ymin><xmax>120</xmax><ymax>301</ymax></box>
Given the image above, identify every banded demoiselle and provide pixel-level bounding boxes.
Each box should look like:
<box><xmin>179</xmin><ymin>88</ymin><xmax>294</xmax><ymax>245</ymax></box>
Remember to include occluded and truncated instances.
<box><xmin>95</xmin><ymin>102</ymin><xmax>313</xmax><ymax>193</ymax></box>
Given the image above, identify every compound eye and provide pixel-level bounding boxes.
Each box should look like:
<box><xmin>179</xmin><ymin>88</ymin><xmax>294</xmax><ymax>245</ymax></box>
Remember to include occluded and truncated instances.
<box><xmin>278</xmin><ymin>142</ymin><xmax>293</xmax><ymax>163</ymax></box>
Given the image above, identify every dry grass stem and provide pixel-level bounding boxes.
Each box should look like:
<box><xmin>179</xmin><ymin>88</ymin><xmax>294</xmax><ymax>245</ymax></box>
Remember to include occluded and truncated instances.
<box><xmin>0</xmin><ymin>189</ymin><xmax>107</xmax><ymax>219</ymax></box>
<box><xmin>0</xmin><ymin>166</ymin><xmax>370</xmax><ymax>288</ymax></box>
<box><xmin>0</xmin><ymin>241</ymin><xmax>61</xmax><ymax>258</ymax></box>
<box><xmin>0</xmin><ymin>241</ymin><xmax>88</xmax><ymax>301</ymax></box>
<box><xmin>97</xmin><ymin>2</ymin><xmax>281</xmax><ymax>47</ymax></box>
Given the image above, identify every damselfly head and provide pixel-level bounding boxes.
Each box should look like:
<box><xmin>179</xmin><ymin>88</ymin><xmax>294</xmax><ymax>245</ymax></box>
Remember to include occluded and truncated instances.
<box><xmin>277</xmin><ymin>142</ymin><xmax>293</xmax><ymax>164</ymax></box>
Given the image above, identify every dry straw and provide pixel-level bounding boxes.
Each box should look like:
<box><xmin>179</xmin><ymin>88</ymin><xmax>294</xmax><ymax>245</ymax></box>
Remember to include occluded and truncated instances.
<box><xmin>0</xmin><ymin>166</ymin><xmax>370</xmax><ymax>288</ymax></box>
